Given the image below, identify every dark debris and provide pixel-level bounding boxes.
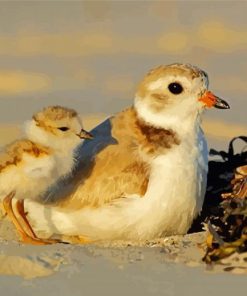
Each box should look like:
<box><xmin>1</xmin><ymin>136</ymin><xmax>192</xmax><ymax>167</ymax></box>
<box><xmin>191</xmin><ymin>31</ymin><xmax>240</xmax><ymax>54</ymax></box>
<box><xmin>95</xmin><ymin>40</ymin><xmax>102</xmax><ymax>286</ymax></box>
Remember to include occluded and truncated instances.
<box><xmin>200</xmin><ymin>136</ymin><xmax>247</xmax><ymax>263</ymax></box>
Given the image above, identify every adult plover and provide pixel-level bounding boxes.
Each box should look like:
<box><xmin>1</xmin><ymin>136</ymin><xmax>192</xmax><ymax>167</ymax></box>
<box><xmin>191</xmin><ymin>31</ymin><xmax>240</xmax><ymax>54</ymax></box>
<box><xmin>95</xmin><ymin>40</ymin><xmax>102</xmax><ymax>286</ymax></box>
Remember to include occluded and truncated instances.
<box><xmin>25</xmin><ymin>64</ymin><xmax>230</xmax><ymax>242</ymax></box>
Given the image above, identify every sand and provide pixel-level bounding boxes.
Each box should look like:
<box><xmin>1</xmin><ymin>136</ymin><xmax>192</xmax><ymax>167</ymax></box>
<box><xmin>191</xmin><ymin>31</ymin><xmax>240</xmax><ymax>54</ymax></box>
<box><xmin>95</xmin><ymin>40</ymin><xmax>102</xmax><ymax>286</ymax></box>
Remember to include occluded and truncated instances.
<box><xmin>0</xmin><ymin>225</ymin><xmax>247</xmax><ymax>296</ymax></box>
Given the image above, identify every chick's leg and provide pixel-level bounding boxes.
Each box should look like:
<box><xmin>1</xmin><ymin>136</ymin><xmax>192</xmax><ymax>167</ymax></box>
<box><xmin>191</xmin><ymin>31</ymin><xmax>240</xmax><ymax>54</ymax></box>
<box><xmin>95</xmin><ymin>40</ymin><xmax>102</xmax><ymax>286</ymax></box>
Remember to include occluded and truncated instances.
<box><xmin>3</xmin><ymin>192</ymin><xmax>30</xmax><ymax>241</ymax></box>
<box><xmin>3</xmin><ymin>192</ymin><xmax>60</xmax><ymax>245</ymax></box>
<box><xmin>16</xmin><ymin>199</ymin><xmax>37</xmax><ymax>238</ymax></box>
<box><xmin>60</xmin><ymin>235</ymin><xmax>93</xmax><ymax>244</ymax></box>
<box><xmin>17</xmin><ymin>200</ymin><xmax>92</xmax><ymax>245</ymax></box>
<box><xmin>16</xmin><ymin>199</ymin><xmax>63</xmax><ymax>244</ymax></box>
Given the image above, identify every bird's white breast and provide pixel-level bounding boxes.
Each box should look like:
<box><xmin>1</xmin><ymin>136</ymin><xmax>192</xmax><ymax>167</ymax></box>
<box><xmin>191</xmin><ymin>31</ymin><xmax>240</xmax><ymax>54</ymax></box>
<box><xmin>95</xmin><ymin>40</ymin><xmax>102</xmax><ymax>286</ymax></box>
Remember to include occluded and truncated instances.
<box><xmin>136</xmin><ymin>128</ymin><xmax>208</xmax><ymax>238</ymax></box>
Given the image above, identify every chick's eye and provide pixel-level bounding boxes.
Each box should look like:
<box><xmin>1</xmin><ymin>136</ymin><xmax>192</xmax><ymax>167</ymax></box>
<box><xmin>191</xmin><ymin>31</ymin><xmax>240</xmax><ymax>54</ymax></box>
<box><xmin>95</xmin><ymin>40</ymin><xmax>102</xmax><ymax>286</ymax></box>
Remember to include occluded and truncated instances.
<box><xmin>58</xmin><ymin>127</ymin><xmax>69</xmax><ymax>131</ymax></box>
<box><xmin>168</xmin><ymin>82</ymin><xmax>183</xmax><ymax>95</ymax></box>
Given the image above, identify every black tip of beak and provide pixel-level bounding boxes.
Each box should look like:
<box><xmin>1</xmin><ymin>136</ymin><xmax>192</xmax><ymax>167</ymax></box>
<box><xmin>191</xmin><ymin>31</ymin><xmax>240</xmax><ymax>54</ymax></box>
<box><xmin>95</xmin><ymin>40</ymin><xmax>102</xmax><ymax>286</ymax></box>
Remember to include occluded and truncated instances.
<box><xmin>85</xmin><ymin>132</ymin><xmax>94</xmax><ymax>140</ymax></box>
<box><xmin>78</xmin><ymin>129</ymin><xmax>94</xmax><ymax>140</ymax></box>
<box><xmin>214</xmin><ymin>97</ymin><xmax>230</xmax><ymax>109</ymax></box>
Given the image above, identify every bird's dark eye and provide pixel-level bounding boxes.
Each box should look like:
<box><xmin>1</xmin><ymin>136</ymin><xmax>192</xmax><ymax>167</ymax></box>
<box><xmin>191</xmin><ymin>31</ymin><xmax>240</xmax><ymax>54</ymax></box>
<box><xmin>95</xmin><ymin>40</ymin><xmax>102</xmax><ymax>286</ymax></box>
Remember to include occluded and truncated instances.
<box><xmin>58</xmin><ymin>127</ymin><xmax>69</xmax><ymax>131</ymax></box>
<box><xmin>168</xmin><ymin>82</ymin><xmax>183</xmax><ymax>95</ymax></box>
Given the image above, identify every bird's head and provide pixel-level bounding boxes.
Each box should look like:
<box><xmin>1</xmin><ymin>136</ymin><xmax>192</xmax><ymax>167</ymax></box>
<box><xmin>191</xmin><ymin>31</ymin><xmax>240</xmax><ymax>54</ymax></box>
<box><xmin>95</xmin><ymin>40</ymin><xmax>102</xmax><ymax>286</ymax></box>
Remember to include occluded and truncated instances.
<box><xmin>134</xmin><ymin>63</ymin><xmax>230</xmax><ymax>131</ymax></box>
<box><xmin>25</xmin><ymin>105</ymin><xmax>93</xmax><ymax>151</ymax></box>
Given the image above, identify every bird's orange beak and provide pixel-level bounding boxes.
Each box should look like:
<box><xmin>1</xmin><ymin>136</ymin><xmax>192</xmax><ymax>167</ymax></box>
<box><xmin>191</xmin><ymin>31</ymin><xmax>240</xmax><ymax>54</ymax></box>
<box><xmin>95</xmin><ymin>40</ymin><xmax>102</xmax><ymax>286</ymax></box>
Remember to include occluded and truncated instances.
<box><xmin>199</xmin><ymin>91</ymin><xmax>230</xmax><ymax>109</ymax></box>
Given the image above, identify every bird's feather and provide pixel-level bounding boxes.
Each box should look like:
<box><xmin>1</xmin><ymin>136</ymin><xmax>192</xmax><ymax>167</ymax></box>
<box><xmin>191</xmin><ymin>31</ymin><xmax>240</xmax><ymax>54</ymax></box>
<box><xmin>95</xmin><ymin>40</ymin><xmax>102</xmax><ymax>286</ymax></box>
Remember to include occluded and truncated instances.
<box><xmin>22</xmin><ymin>153</ymin><xmax>55</xmax><ymax>179</ymax></box>
<box><xmin>56</xmin><ymin>107</ymin><xmax>151</xmax><ymax>209</ymax></box>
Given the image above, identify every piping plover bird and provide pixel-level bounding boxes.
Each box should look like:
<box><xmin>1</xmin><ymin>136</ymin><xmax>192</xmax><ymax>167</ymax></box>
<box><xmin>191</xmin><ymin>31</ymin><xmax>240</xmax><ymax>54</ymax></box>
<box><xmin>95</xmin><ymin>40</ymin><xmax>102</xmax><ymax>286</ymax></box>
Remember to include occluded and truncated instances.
<box><xmin>26</xmin><ymin>63</ymin><xmax>230</xmax><ymax>242</ymax></box>
<box><xmin>0</xmin><ymin>105</ymin><xmax>92</xmax><ymax>244</ymax></box>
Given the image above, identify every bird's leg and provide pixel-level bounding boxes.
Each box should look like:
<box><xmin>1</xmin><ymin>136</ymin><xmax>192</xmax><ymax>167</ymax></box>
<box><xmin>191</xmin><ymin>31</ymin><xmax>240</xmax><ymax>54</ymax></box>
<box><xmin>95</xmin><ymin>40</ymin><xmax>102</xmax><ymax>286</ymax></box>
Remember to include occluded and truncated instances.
<box><xmin>3</xmin><ymin>192</ymin><xmax>61</xmax><ymax>245</ymax></box>
<box><xmin>60</xmin><ymin>235</ymin><xmax>93</xmax><ymax>244</ymax></box>
<box><xmin>15</xmin><ymin>199</ymin><xmax>38</xmax><ymax>239</ymax></box>
<box><xmin>2</xmin><ymin>191</ymin><xmax>35</xmax><ymax>242</ymax></box>
<box><xmin>16</xmin><ymin>201</ymin><xmax>92</xmax><ymax>245</ymax></box>
<box><xmin>75</xmin><ymin>236</ymin><xmax>92</xmax><ymax>244</ymax></box>
<box><xmin>15</xmin><ymin>199</ymin><xmax>63</xmax><ymax>245</ymax></box>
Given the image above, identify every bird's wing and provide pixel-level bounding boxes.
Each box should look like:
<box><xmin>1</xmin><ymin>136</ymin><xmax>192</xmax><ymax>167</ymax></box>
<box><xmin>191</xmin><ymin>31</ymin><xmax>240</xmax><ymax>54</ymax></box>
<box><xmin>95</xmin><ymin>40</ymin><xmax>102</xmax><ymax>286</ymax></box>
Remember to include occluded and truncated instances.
<box><xmin>57</xmin><ymin>108</ymin><xmax>150</xmax><ymax>209</ymax></box>
<box><xmin>22</xmin><ymin>153</ymin><xmax>56</xmax><ymax>179</ymax></box>
<box><xmin>0</xmin><ymin>139</ymin><xmax>52</xmax><ymax>177</ymax></box>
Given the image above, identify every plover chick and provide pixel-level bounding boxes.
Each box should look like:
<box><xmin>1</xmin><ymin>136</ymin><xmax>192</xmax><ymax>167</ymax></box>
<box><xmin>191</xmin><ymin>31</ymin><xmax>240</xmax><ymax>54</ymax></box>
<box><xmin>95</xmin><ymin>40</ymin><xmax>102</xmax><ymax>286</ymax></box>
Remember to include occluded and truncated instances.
<box><xmin>0</xmin><ymin>105</ymin><xmax>92</xmax><ymax>244</ymax></box>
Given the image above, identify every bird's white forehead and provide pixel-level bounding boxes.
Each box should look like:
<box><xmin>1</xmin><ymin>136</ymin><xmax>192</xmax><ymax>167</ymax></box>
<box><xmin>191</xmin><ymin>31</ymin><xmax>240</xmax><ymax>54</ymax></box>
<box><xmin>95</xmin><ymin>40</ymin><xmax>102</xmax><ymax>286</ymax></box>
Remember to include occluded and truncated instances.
<box><xmin>147</xmin><ymin>73</ymin><xmax>208</xmax><ymax>93</ymax></box>
<box><xmin>147</xmin><ymin>76</ymin><xmax>192</xmax><ymax>91</ymax></box>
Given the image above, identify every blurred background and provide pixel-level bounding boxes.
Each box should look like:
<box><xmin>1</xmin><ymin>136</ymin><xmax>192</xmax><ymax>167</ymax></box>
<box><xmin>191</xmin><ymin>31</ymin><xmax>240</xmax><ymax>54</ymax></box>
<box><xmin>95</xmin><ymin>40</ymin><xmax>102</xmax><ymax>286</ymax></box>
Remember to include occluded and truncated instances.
<box><xmin>0</xmin><ymin>1</ymin><xmax>246</xmax><ymax>151</ymax></box>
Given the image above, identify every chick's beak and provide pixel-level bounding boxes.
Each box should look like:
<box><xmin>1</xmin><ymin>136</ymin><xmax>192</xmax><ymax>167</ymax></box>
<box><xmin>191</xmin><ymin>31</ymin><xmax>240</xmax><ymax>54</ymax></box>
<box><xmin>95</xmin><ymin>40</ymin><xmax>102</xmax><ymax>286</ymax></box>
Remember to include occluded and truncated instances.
<box><xmin>77</xmin><ymin>129</ymin><xmax>93</xmax><ymax>139</ymax></box>
<box><xmin>199</xmin><ymin>91</ymin><xmax>230</xmax><ymax>109</ymax></box>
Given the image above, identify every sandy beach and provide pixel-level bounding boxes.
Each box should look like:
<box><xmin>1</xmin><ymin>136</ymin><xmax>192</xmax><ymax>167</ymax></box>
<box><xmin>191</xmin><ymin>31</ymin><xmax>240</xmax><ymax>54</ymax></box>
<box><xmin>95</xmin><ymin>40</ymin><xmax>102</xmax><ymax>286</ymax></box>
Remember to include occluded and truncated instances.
<box><xmin>0</xmin><ymin>228</ymin><xmax>247</xmax><ymax>296</ymax></box>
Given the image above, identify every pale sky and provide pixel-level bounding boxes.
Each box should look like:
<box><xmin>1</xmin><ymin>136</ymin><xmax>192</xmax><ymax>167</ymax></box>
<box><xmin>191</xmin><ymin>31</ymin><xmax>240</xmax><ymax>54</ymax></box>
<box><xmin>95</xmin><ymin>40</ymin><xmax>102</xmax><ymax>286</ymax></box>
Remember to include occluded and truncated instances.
<box><xmin>0</xmin><ymin>1</ymin><xmax>246</xmax><ymax>146</ymax></box>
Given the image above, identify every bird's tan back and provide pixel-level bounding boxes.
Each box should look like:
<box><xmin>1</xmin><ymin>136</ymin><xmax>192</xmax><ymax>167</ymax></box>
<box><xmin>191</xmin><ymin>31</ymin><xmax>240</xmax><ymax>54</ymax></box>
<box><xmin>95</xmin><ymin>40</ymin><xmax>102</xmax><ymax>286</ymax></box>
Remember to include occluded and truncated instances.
<box><xmin>57</xmin><ymin>108</ymin><xmax>151</xmax><ymax>209</ymax></box>
<box><xmin>0</xmin><ymin>140</ymin><xmax>51</xmax><ymax>173</ymax></box>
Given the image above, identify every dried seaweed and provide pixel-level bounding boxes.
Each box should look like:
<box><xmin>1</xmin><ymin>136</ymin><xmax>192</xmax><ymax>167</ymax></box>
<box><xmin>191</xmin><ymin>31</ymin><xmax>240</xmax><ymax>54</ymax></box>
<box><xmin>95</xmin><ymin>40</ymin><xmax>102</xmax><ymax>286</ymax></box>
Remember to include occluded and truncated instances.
<box><xmin>202</xmin><ymin>136</ymin><xmax>247</xmax><ymax>263</ymax></box>
<box><xmin>189</xmin><ymin>136</ymin><xmax>247</xmax><ymax>233</ymax></box>
<box><xmin>203</xmin><ymin>165</ymin><xmax>247</xmax><ymax>263</ymax></box>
